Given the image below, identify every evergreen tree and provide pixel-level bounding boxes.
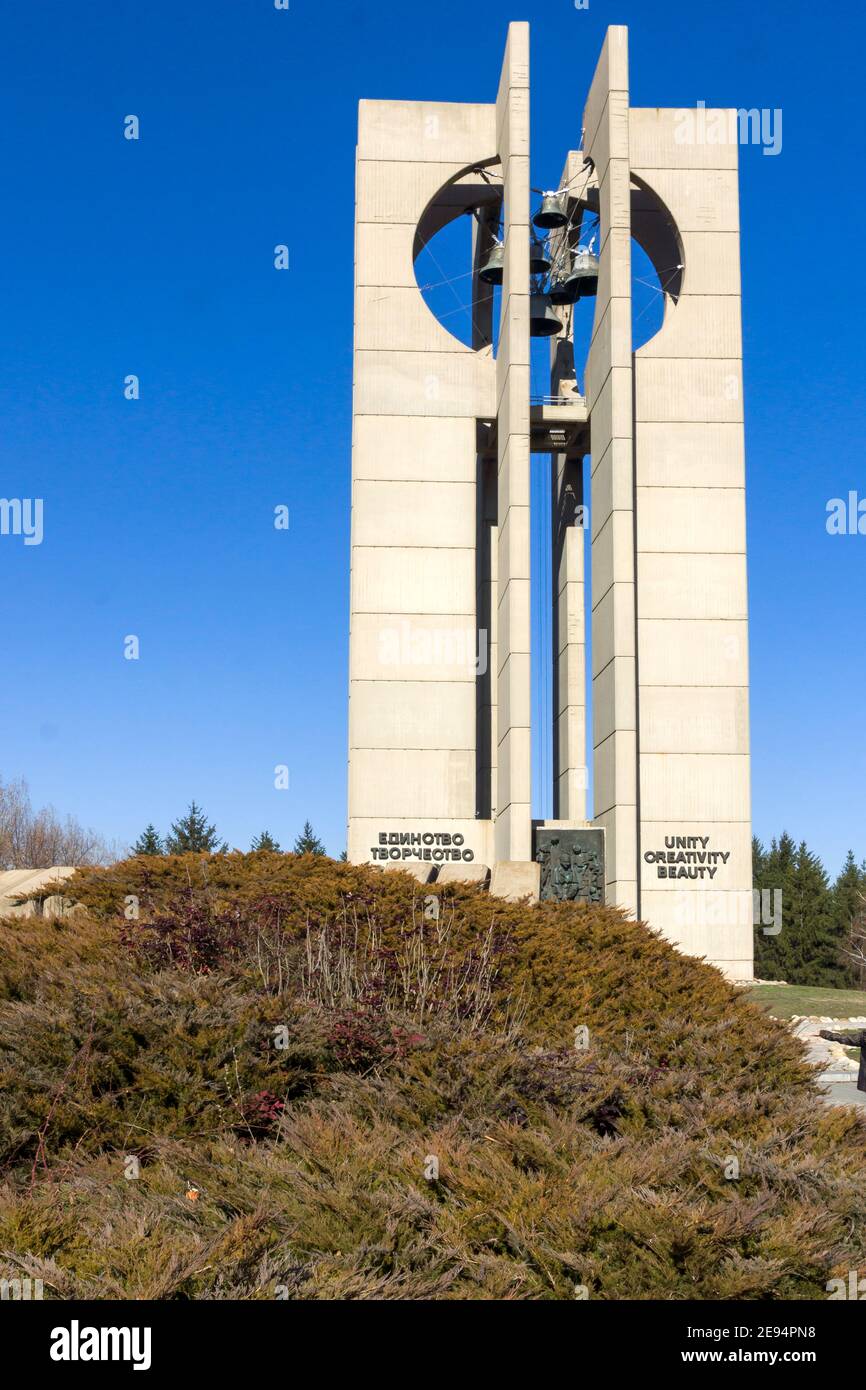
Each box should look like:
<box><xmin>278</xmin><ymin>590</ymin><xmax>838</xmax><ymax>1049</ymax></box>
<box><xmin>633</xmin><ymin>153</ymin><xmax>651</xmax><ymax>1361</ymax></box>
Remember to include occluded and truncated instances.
<box><xmin>251</xmin><ymin>831</ymin><xmax>281</xmax><ymax>853</ymax></box>
<box><xmin>293</xmin><ymin>820</ymin><xmax>326</xmax><ymax>856</ymax></box>
<box><xmin>165</xmin><ymin>802</ymin><xmax>227</xmax><ymax>855</ymax></box>
<box><xmin>754</xmin><ymin>833</ymin><xmax>850</xmax><ymax>986</ymax></box>
<box><xmin>753</xmin><ymin>832</ymin><xmax>796</xmax><ymax>981</ymax></box>
<box><xmin>752</xmin><ymin>834</ymin><xmax>767</xmax><ymax>882</ymax></box>
<box><xmin>132</xmin><ymin>824</ymin><xmax>164</xmax><ymax>856</ymax></box>
<box><xmin>785</xmin><ymin>841</ymin><xmax>842</xmax><ymax>985</ymax></box>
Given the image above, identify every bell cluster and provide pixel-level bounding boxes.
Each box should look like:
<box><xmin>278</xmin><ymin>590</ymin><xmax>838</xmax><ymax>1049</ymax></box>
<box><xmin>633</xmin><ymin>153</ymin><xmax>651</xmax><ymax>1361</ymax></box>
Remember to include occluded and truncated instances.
<box><xmin>477</xmin><ymin>189</ymin><xmax>599</xmax><ymax>338</ymax></box>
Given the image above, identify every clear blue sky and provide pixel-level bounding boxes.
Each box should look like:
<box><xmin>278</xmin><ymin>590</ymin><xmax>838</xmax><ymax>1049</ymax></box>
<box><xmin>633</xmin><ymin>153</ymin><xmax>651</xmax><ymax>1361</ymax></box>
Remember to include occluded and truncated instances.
<box><xmin>1</xmin><ymin>0</ymin><xmax>863</xmax><ymax>872</ymax></box>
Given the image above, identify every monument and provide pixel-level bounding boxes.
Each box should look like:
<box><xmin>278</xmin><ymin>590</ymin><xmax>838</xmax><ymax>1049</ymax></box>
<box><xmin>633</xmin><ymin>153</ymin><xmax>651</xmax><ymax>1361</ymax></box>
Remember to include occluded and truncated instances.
<box><xmin>347</xmin><ymin>23</ymin><xmax>753</xmax><ymax>980</ymax></box>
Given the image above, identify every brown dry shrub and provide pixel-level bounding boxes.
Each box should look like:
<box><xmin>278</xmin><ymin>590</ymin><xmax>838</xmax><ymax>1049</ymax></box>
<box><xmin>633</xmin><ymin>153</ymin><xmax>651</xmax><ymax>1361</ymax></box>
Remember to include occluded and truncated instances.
<box><xmin>0</xmin><ymin>852</ymin><xmax>862</xmax><ymax>1299</ymax></box>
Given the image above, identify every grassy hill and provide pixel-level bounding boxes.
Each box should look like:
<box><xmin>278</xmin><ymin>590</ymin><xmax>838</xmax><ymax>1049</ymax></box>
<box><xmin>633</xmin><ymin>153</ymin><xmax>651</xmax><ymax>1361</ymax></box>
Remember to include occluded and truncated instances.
<box><xmin>0</xmin><ymin>852</ymin><xmax>863</xmax><ymax>1300</ymax></box>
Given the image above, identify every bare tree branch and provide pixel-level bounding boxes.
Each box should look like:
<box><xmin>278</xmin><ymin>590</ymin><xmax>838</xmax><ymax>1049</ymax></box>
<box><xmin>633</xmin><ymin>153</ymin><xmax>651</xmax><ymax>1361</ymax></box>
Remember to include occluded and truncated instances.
<box><xmin>0</xmin><ymin>775</ymin><xmax>123</xmax><ymax>868</ymax></box>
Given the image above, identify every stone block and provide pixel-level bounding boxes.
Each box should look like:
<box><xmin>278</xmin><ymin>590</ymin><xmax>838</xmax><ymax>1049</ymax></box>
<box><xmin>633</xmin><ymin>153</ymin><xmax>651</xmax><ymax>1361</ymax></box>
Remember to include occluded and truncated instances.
<box><xmin>383</xmin><ymin>862</ymin><xmax>434</xmax><ymax>885</ymax></box>
<box><xmin>436</xmin><ymin>863</ymin><xmax>491</xmax><ymax>886</ymax></box>
<box><xmin>489</xmin><ymin>860</ymin><xmax>540</xmax><ymax>903</ymax></box>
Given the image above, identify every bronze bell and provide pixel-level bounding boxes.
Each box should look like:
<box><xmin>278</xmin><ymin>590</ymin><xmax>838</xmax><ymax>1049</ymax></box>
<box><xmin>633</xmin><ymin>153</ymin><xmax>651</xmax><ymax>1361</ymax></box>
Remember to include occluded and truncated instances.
<box><xmin>530</xmin><ymin>294</ymin><xmax>563</xmax><ymax>338</ymax></box>
<box><xmin>529</xmin><ymin>239</ymin><xmax>551</xmax><ymax>275</ymax></box>
<box><xmin>478</xmin><ymin>241</ymin><xmax>504</xmax><ymax>285</ymax></box>
<box><xmin>549</xmin><ymin>261</ymin><xmax>581</xmax><ymax>305</ymax></box>
<box><xmin>533</xmin><ymin>191</ymin><xmax>568</xmax><ymax>229</ymax></box>
<box><xmin>570</xmin><ymin>247</ymin><xmax>600</xmax><ymax>297</ymax></box>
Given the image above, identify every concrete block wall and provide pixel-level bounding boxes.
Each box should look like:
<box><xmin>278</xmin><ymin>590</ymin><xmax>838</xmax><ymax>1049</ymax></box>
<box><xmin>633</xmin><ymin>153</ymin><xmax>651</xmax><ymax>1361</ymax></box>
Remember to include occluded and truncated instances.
<box><xmin>631</xmin><ymin>107</ymin><xmax>753</xmax><ymax>979</ymax></box>
<box><xmin>348</xmin><ymin>97</ymin><xmax>498</xmax><ymax>865</ymax></box>
<box><xmin>348</xmin><ymin>24</ymin><xmax>533</xmax><ymax>872</ymax></box>
<box><xmin>581</xmin><ymin>30</ymin><xmax>753</xmax><ymax>978</ymax></box>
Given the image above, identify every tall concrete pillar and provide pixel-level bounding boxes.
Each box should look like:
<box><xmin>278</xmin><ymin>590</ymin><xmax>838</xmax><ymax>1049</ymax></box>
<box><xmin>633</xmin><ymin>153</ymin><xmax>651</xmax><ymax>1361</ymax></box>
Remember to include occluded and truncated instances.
<box><xmin>347</xmin><ymin>96</ymin><xmax>499</xmax><ymax>866</ymax></box>
<box><xmin>548</xmin><ymin>154</ymin><xmax>591</xmax><ymax>826</ymax></box>
<box><xmin>494</xmin><ymin>22</ymin><xmax>533</xmax><ymax>863</ymax></box>
<box><xmin>347</xmin><ymin>23</ymin><xmax>534</xmax><ymax>877</ymax></box>
<box><xmin>580</xmin><ymin>26</ymin><xmax>753</xmax><ymax>976</ymax></box>
<box><xmin>551</xmin><ymin>450</ymin><xmax>587</xmax><ymax>823</ymax></box>
<box><xmin>584</xmin><ymin>27</ymin><xmax>639</xmax><ymax>916</ymax></box>
<box><xmin>630</xmin><ymin>107</ymin><xmax>752</xmax><ymax>979</ymax></box>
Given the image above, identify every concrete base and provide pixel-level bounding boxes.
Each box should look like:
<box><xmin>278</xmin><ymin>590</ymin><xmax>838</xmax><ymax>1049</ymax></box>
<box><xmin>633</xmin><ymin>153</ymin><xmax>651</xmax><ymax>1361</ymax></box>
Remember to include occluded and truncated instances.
<box><xmin>383</xmin><ymin>862</ymin><xmax>434</xmax><ymax>885</ymax></box>
<box><xmin>436</xmin><ymin>862</ymin><xmax>491</xmax><ymax>887</ymax></box>
<box><xmin>43</xmin><ymin>894</ymin><xmax>79</xmax><ymax>921</ymax></box>
<box><xmin>489</xmin><ymin>861</ymin><xmax>541</xmax><ymax>904</ymax></box>
<box><xmin>0</xmin><ymin>867</ymin><xmax>77</xmax><ymax>919</ymax></box>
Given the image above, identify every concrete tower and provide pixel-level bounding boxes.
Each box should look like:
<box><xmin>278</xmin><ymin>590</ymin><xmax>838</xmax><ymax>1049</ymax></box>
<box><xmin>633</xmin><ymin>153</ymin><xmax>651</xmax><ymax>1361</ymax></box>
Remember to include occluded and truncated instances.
<box><xmin>347</xmin><ymin>22</ymin><xmax>753</xmax><ymax>980</ymax></box>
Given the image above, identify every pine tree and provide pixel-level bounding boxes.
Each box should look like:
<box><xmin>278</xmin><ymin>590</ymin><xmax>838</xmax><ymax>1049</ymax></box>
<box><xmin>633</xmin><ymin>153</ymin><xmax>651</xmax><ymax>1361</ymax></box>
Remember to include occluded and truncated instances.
<box><xmin>753</xmin><ymin>832</ymin><xmax>796</xmax><ymax>982</ymax></box>
<box><xmin>251</xmin><ymin>831</ymin><xmax>281</xmax><ymax>853</ymax></box>
<box><xmin>293</xmin><ymin>820</ymin><xmax>326</xmax><ymax>856</ymax></box>
<box><xmin>165</xmin><ymin>802</ymin><xmax>227</xmax><ymax>855</ymax></box>
<box><xmin>755</xmin><ymin>833</ymin><xmax>850</xmax><ymax>987</ymax></box>
<box><xmin>132</xmin><ymin>825</ymin><xmax>164</xmax><ymax>856</ymax></box>
<box><xmin>785</xmin><ymin>841</ymin><xmax>841</xmax><ymax>986</ymax></box>
<box><xmin>752</xmin><ymin>834</ymin><xmax>767</xmax><ymax>882</ymax></box>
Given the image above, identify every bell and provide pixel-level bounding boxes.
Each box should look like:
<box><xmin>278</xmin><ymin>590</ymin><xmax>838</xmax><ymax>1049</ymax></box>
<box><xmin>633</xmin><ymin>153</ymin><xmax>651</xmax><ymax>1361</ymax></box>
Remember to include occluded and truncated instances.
<box><xmin>533</xmin><ymin>191</ymin><xmax>569</xmax><ymax>229</ymax></box>
<box><xmin>549</xmin><ymin>266</ymin><xmax>581</xmax><ymax>305</ymax></box>
<box><xmin>530</xmin><ymin>294</ymin><xmax>563</xmax><ymax>338</ymax></box>
<box><xmin>570</xmin><ymin>247</ymin><xmax>600</xmax><ymax>297</ymax></box>
<box><xmin>529</xmin><ymin>240</ymin><xmax>551</xmax><ymax>275</ymax></box>
<box><xmin>478</xmin><ymin>241</ymin><xmax>504</xmax><ymax>285</ymax></box>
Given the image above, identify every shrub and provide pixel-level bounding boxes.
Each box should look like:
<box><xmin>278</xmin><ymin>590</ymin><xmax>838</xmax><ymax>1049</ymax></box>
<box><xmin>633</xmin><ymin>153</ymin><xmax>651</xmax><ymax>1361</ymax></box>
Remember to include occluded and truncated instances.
<box><xmin>0</xmin><ymin>852</ymin><xmax>863</xmax><ymax>1300</ymax></box>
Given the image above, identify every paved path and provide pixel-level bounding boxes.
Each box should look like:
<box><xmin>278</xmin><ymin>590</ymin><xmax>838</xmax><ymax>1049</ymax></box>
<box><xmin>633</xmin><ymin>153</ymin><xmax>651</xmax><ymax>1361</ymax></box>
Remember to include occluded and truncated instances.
<box><xmin>821</xmin><ymin>1076</ymin><xmax>866</xmax><ymax>1108</ymax></box>
<box><xmin>789</xmin><ymin>1017</ymin><xmax>866</xmax><ymax>1109</ymax></box>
